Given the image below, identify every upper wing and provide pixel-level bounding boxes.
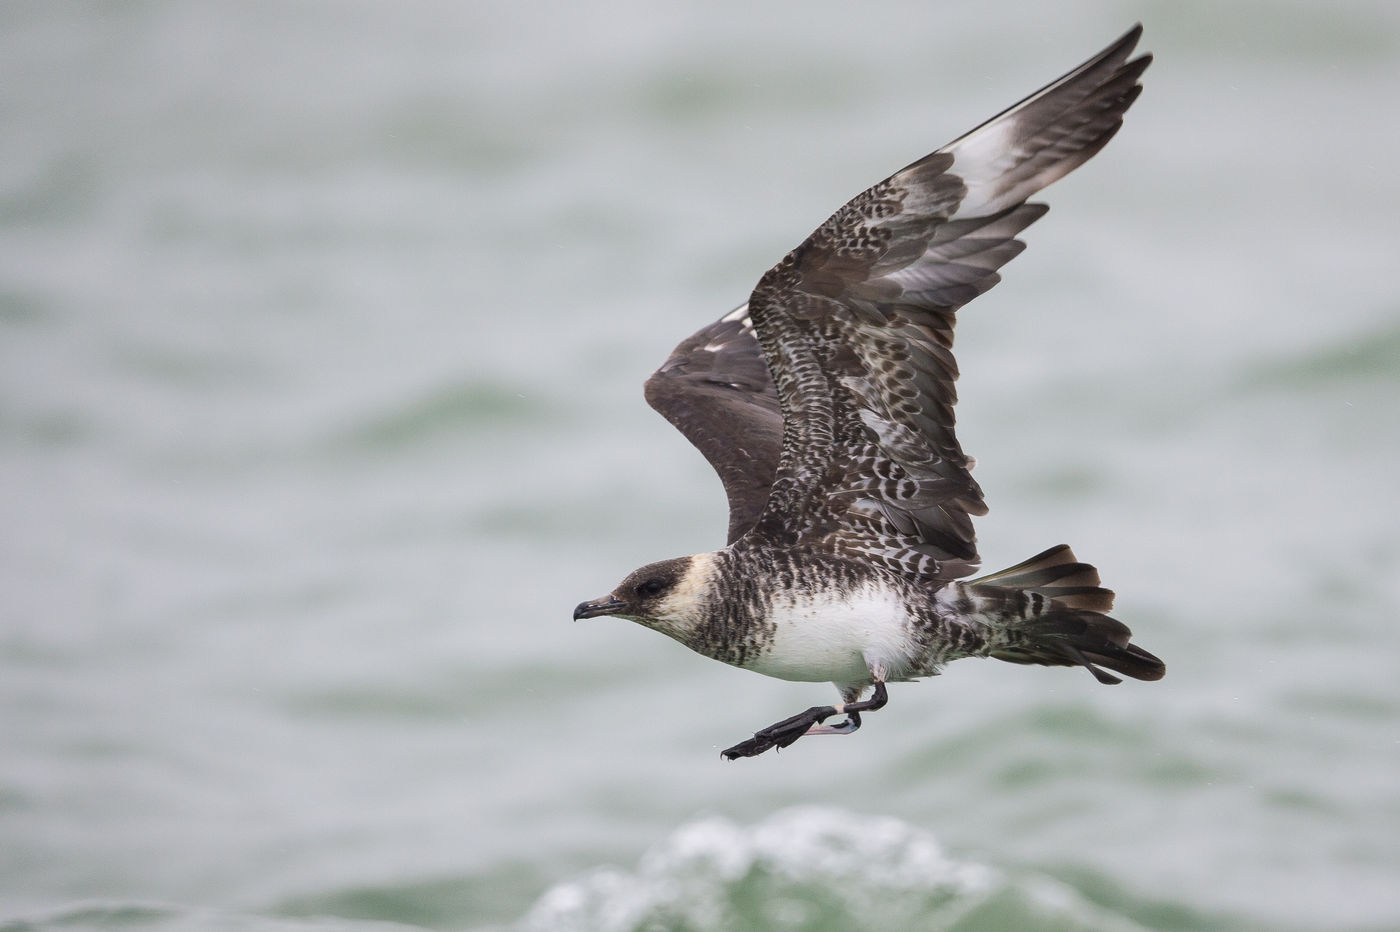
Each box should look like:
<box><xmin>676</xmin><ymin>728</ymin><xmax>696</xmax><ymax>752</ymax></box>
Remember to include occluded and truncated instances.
<box><xmin>644</xmin><ymin>305</ymin><xmax>781</xmax><ymax>544</ymax></box>
<box><xmin>745</xmin><ymin>25</ymin><xmax>1151</xmax><ymax>583</ymax></box>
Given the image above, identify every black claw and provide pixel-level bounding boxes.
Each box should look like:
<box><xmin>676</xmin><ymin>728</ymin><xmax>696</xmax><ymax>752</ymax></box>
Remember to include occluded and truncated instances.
<box><xmin>720</xmin><ymin>739</ymin><xmax>765</xmax><ymax>760</ymax></box>
<box><xmin>722</xmin><ymin>731</ymin><xmax>782</xmax><ymax>759</ymax></box>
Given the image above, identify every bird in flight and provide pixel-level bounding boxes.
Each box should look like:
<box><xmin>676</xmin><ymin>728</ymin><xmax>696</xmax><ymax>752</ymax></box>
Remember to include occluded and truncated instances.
<box><xmin>575</xmin><ymin>25</ymin><xmax>1164</xmax><ymax>760</ymax></box>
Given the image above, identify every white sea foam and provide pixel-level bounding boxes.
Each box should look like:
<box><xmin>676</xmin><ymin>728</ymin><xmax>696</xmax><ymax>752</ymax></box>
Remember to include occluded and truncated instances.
<box><xmin>518</xmin><ymin>807</ymin><xmax>1145</xmax><ymax>932</ymax></box>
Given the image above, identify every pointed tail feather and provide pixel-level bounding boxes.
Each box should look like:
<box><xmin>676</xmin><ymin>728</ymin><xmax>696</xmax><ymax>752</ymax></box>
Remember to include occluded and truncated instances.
<box><xmin>998</xmin><ymin>610</ymin><xmax>1166</xmax><ymax>684</ymax></box>
<box><xmin>964</xmin><ymin>545</ymin><xmax>1165</xmax><ymax>684</ymax></box>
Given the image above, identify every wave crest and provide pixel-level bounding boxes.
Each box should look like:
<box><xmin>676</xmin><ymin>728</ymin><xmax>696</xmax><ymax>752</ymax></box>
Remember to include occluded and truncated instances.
<box><xmin>519</xmin><ymin>806</ymin><xmax>1142</xmax><ymax>932</ymax></box>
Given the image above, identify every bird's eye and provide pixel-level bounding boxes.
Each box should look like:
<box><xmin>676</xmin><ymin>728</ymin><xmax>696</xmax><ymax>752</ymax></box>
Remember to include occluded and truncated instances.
<box><xmin>636</xmin><ymin>579</ymin><xmax>664</xmax><ymax>597</ymax></box>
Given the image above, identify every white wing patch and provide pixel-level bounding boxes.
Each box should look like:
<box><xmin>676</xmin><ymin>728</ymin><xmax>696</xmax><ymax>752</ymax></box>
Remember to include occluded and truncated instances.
<box><xmin>946</xmin><ymin>116</ymin><xmax>1027</xmax><ymax>219</ymax></box>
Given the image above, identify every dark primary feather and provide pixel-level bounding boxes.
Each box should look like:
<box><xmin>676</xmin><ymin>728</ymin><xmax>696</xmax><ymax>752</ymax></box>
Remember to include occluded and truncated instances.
<box><xmin>645</xmin><ymin>26</ymin><xmax>1150</xmax><ymax>580</ymax></box>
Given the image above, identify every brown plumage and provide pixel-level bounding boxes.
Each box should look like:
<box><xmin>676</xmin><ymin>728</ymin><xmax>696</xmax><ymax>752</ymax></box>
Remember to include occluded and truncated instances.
<box><xmin>578</xmin><ymin>25</ymin><xmax>1164</xmax><ymax>760</ymax></box>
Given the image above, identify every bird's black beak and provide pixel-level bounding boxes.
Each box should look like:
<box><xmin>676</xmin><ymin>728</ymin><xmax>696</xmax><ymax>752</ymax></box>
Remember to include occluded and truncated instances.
<box><xmin>574</xmin><ymin>595</ymin><xmax>626</xmax><ymax>620</ymax></box>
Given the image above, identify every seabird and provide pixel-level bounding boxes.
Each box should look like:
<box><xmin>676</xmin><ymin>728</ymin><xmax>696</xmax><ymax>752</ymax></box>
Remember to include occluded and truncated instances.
<box><xmin>575</xmin><ymin>25</ymin><xmax>1165</xmax><ymax>760</ymax></box>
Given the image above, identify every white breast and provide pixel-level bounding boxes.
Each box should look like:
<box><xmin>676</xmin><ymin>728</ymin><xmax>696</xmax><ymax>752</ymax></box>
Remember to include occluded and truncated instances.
<box><xmin>742</xmin><ymin>582</ymin><xmax>915</xmax><ymax>685</ymax></box>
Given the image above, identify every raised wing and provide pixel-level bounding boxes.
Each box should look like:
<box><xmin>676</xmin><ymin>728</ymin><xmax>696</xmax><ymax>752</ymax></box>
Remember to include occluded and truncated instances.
<box><xmin>644</xmin><ymin>305</ymin><xmax>781</xmax><ymax>544</ymax></box>
<box><xmin>745</xmin><ymin>25</ymin><xmax>1151</xmax><ymax>582</ymax></box>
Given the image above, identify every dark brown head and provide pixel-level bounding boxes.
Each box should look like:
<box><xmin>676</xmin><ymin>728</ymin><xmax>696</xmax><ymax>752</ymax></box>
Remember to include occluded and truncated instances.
<box><xmin>573</xmin><ymin>553</ymin><xmax>714</xmax><ymax>640</ymax></box>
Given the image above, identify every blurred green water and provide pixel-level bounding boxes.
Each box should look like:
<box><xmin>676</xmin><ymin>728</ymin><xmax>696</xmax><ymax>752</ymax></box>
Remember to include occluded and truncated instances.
<box><xmin>2</xmin><ymin>2</ymin><xmax>1399</xmax><ymax>931</ymax></box>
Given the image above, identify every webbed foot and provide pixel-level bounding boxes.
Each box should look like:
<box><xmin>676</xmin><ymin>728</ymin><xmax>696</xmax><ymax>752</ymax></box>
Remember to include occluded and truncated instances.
<box><xmin>720</xmin><ymin>704</ymin><xmax>836</xmax><ymax>759</ymax></box>
<box><xmin>720</xmin><ymin>682</ymin><xmax>888</xmax><ymax>760</ymax></box>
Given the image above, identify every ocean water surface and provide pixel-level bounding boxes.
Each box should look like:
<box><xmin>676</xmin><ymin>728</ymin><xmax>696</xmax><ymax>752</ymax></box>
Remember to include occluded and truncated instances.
<box><xmin>2</xmin><ymin>2</ymin><xmax>1398</xmax><ymax>930</ymax></box>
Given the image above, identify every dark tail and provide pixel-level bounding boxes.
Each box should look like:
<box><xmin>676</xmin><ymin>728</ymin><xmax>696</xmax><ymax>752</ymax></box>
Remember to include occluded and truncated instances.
<box><xmin>967</xmin><ymin>544</ymin><xmax>1165</xmax><ymax>685</ymax></box>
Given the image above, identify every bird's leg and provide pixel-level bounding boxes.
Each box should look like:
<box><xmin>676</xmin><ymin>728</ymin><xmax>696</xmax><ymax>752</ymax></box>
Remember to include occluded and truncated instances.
<box><xmin>806</xmin><ymin>681</ymin><xmax>889</xmax><ymax>735</ymax></box>
<box><xmin>824</xmin><ymin>680</ymin><xmax>888</xmax><ymax>733</ymax></box>
<box><xmin>721</xmin><ymin>682</ymin><xmax>888</xmax><ymax>760</ymax></box>
<box><xmin>804</xmin><ymin>710</ymin><xmax>862</xmax><ymax>736</ymax></box>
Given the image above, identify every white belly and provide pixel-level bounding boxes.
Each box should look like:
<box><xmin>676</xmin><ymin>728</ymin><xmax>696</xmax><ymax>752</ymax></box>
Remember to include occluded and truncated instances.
<box><xmin>742</xmin><ymin>583</ymin><xmax>914</xmax><ymax>684</ymax></box>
